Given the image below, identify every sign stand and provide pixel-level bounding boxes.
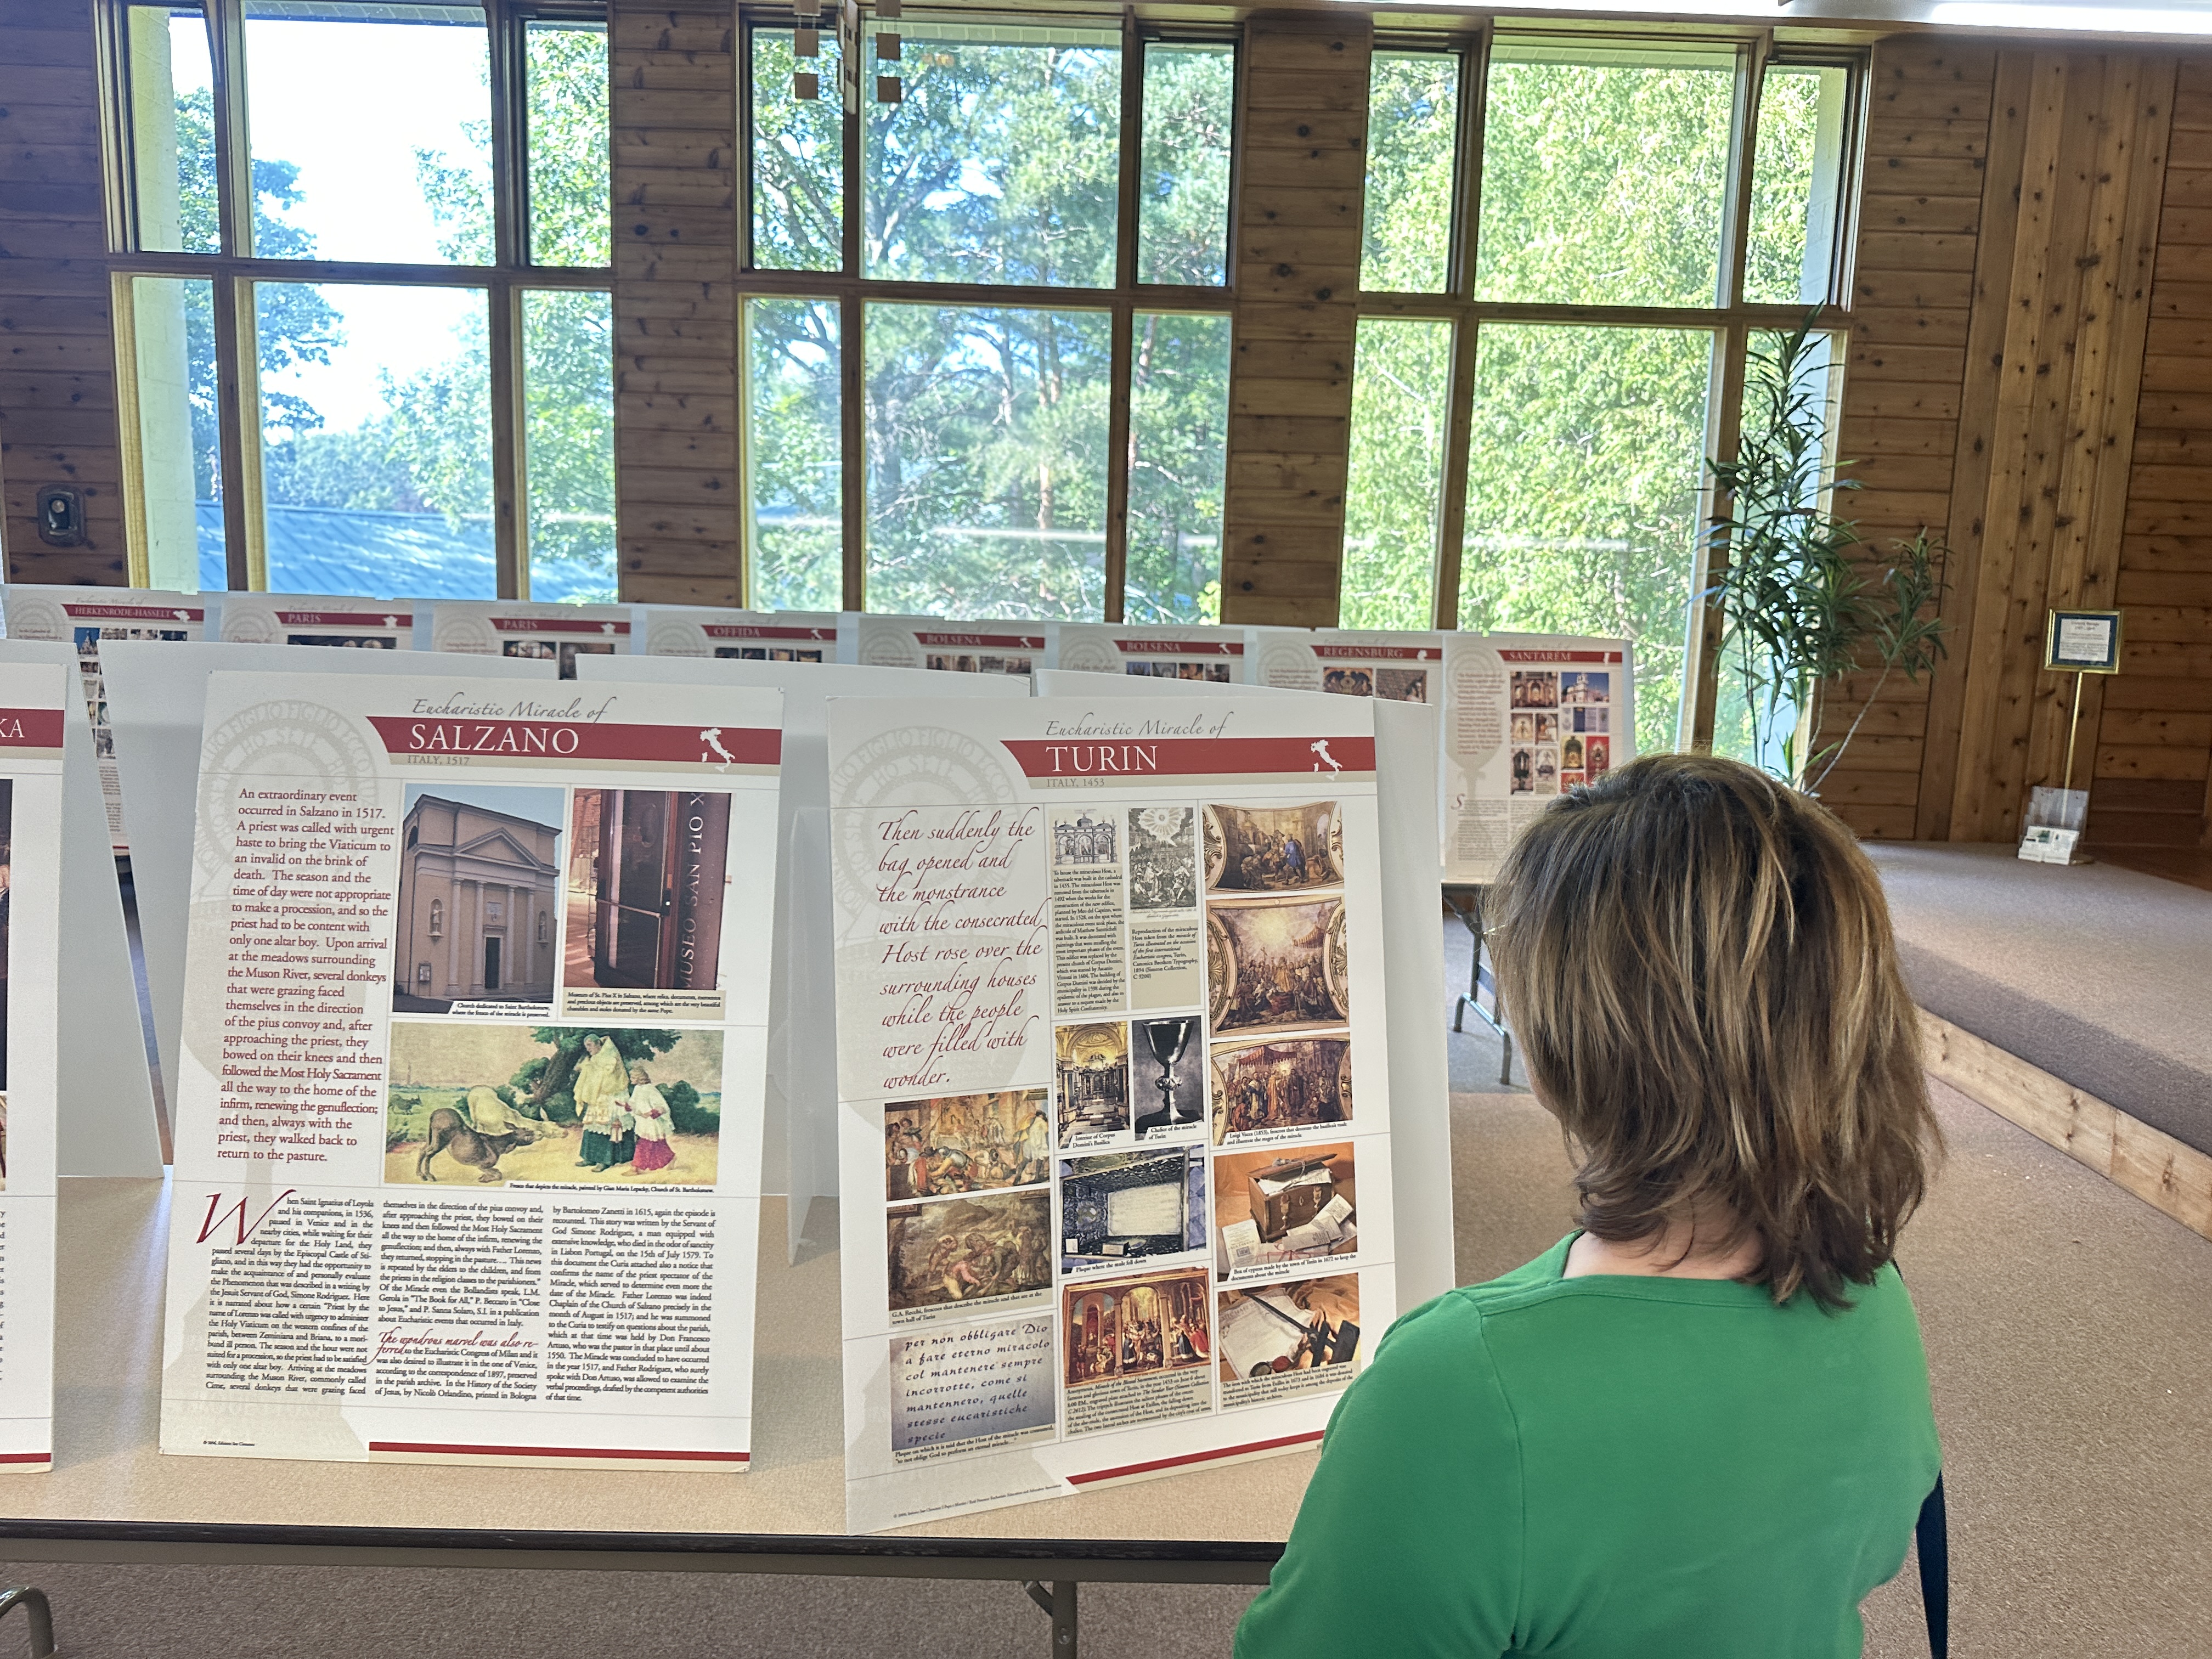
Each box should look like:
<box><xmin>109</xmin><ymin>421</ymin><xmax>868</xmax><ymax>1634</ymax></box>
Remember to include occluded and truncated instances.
<box><xmin>2021</xmin><ymin>608</ymin><xmax>2122</xmax><ymax>867</ymax></box>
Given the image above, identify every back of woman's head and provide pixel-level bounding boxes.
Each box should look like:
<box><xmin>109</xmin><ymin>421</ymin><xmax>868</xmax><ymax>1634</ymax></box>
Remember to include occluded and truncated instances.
<box><xmin>1491</xmin><ymin>752</ymin><xmax>1939</xmax><ymax>1310</ymax></box>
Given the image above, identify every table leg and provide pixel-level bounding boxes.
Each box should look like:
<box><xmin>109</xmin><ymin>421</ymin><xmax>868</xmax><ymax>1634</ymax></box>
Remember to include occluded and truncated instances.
<box><xmin>1024</xmin><ymin>1578</ymin><xmax>1077</xmax><ymax>1656</ymax></box>
<box><xmin>0</xmin><ymin>1587</ymin><xmax>56</xmax><ymax>1658</ymax></box>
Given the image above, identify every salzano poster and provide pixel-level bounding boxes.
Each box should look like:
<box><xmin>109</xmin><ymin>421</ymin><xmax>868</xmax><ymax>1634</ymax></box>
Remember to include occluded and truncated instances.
<box><xmin>0</xmin><ymin>663</ymin><xmax>66</xmax><ymax>1471</ymax></box>
<box><xmin>830</xmin><ymin>694</ymin><xmax>1395</xmax><ymax>1530</ymax></box>
<box><xmin>159</xmin><ymin>671</ymin><xmax>782</xmax><ymax>1469</ymax></box>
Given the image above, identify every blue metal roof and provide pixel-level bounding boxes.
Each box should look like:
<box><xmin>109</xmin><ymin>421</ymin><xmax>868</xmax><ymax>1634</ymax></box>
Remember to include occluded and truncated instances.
<box><xmin>195</xmin><ymin>503</ymin><xmax>613</xmax><ymax>602</ymax></box>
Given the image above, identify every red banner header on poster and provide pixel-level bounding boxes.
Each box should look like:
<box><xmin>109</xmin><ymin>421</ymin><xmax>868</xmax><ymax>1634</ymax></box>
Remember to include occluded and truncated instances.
<box><xmin>367</xmin><ymin>716</ymin><xmax>779</xmax><ymax>766</ymax></box>
<box><xmin>276</xmin><ymin>610</ymin><xmax>413</xmax><ymax>628</ymax></box>
<box><xmin>1308</xmin><ymin>644</ymin><xmax>1440</xmax><ymax>661</ymax></box>
<box><xmin>1496</xmin><ymin>649</ymin><xmax>1623</xmax><ymax>664</ymax></box>
<box><xmin>1001</xmin><ymin>735</ymin><xmax>1375</xmax><ymax>779</ymax></box>
<box><xmin>913</xmin><ymin>631</ymin><xmax>1046</xmax><ymax>650</ymax></box>
<box><xmin>61</xmin><ymin>602</ymin><xmax>205</xmax><ymax>623</ymax></box>
<box><xmin>1116</xmin><ymin>639</ymin><xmax>1243</xmax><ymax>657</ymax></box>
<box><xmin>0</xmin><ymin>708</ymin><xmax>66</xmax><ymax>749</ymax></box>
<box><xmin>488</xmin><ymin>616</ymin><xmax>631</xmax><ymax>636</ymax></box>
<box><xmin>702</xmin><ymin>624</ymin><xmax>836</xmax><ymax>641</ymax></box>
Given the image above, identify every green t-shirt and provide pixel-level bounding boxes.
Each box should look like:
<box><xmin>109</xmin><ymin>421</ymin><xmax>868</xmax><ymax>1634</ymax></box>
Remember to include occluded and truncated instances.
<box><xmin>1235</xmin><ymin>1235</ymin><xmax>1939</xmax><ymax>1658</ymax></box>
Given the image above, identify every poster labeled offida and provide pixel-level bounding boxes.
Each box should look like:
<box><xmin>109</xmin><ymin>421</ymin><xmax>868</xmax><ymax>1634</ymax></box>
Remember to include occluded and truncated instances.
<box><xmin>0</xmin><ymin>663</ymin><xmax>66</xmax><ymax>1470</ymax></box>
<box><xmin>642</xmin><ymin>607</ymin><xmax>839</xmax><ymax>662</ymax></box>
<box><xmin>830</xmin><ymin>695</ymin><xmax>1395</xmax><ymax>1530</ymax></box>
<box><xmin>1441</xmin><ymin>634</ymin><xmax>1633</xmax><ymax>883</ymax></box>
<box><xmin>159</xmin><ymin>671</ymin><xmax>781</xmax><ymax>1469</ymax></box>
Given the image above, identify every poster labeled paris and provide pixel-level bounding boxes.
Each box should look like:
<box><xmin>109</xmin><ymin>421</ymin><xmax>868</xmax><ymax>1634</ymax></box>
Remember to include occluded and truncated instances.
<box><xmin>829</xmin><ymin>691</ymin><xmax>1396</xmax><ymax>1530</ymax></box>
<box><xmin>0</xmin><ymin>661</ymin><xmax>71</xmax><ymax>1471</ymax></box>
<box><xmin>159</xmin><ymin>669</ymin><xmax>782</xmax><ymax>1470</ymax></box>
<box><xmin>430</xmin><ymin>601</ymin><xmax>638</xmax><ymax>679</ymax></box>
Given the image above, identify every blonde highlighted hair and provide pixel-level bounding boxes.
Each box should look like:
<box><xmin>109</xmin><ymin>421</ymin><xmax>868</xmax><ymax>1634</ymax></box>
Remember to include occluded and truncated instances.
<box><xmin>1491</xmin><ymin>753</ymin><xmax>1939</xmax><ymax>1310</ymax></box>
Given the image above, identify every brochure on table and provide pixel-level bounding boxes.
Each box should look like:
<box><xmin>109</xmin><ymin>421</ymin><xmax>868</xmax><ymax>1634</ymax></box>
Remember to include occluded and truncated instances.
<box><xmin>219</xmin><ymin>593</ymin><xmax>415</xmax><ymax>650</ymax></box>
<box><xmin>0</xmin><ymin>584</ymin><xmax>217</xmax><ymax>851</ymax></box>
<box><xmin>103</xmin><ymin>642</ymin><xmax>555</xmax><ymax>1121</ymax></box>
<box><xmin>830</xmin><ymin>692</ymin><xmax>1397</xmax><ymax>1531</ymax></box>
<box><xmin>1441</xmin><ymin>633</ymin><xmax>1633</xmax><ymax>884</ymax></box>
<box><xmin>841</xmin><ymin>614</ymin><xmax>1050</xmax><ymax>676</ymax></box>
<box><xmin>158</xmin><ymin>669</ymin><xmax>782</xmax><ymax>1468</ymax></box>
<box><xmin>574</xmin><ymin>653</ymin><xmax>1029</xmax><ymax>1262</ymax></box>
<box><xmin>427</xmin><ymin>601</ymin><xmax>639</xmax><ymax>676</ymax></box>
<box><xmin>1050</xmin><ymin>624</ymin><xmax>1255</xmax><ymax>683</ymax></box>
<box><xmin>0</xmin><ymin>661</ymin><xmax>70</xmax><ymax>1469</ymax></box>
<box><xmin>641</xmin><ymin>608</ymin><xmax>839</xmax><ymax>662</ymax></box>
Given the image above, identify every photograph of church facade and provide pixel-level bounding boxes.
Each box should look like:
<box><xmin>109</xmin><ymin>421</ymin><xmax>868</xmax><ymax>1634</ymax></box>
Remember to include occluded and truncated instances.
<box><xmin>392</xmin><ymin>787</ymin><xmax>565</xmax><ymax>1014</ymax></box>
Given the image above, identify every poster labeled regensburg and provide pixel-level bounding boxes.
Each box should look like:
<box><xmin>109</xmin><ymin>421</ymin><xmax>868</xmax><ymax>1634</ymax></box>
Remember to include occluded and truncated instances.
<box><xmin>159</xmin><ymin>671</ymin><xmax>782</xmax><ymax>1468</ymax></box>
<box><xmin>642</xmin><ymin>608</ymin><xmax>840</xmax><ymax>662</ymax></box>
<box><xmin>1052</xmin><ymin>624</ymin><xmax>1254</xmax><ymax>684</ymax></box>
<box><xmin>830</xmin><ymin>695</ymin><xmax>1395</xmax><ymax>1530</ymax></box>
<box><xmin>1251</xmin><ymin>628</ymin><xmax>1444</xmax><ymax>703</ymax></box>
<box><xmin>1441</xmin><ymin>634</ymin><xmax>1634</xmax><ymax>883</ymax></box>
<box><xmin>429</xmin><ymin>601</ymin><xmax>639</xmax><ymax>678</ymax></box>
<box><xmin>0</xmin><ymin>585</ymin><xmax>213</xmax><ymax>850</ymax></box>
<box><xmin>0</xmin><ymin>663</ymin><xmax>67</xmax><ymax>1471</ymax></box>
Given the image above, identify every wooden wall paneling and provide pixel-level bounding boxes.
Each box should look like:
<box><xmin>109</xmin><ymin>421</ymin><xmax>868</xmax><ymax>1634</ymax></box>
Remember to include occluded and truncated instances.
<box><xmin>0</xmin><ymin>0</ymin><xmax>125</xmax><ymax>585</ymax></box>
<box><xmin>1218</xmin><ymin>13</ymin><xmax>1372</xmax><ymax>628</ymax></box>
<box><xmin>610</xmin><ymin>2</ymin><xmax>741</xmax><ymax>606</ymax></box>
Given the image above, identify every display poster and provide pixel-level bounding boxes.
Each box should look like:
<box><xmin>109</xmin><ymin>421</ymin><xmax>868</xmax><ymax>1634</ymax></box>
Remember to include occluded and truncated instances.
<box><xmin>1441</xmin><ymin>633</ymin><xmax>1633</xmax><ymax>883</ymax></box>
<box><xmin>1052</xmin><ymin>624</ymin><xmax>1254</xmax><ymax>684</ymax></box>
<box><xmin>843</xmin><ymin>614</ymin><xmax>1049</xmax><ymax>676</ymax></box>
<box><xmin>0</xmin><ymin>662</ymin><xmax>67</xmax><ymax>1470</ymax></box>
<box><xmin>0</xmin><ymin>585</ymin><xmax>213</xmax><ymax>850</ymax></box>
<box><xmin>429</xmin><ymin>602</ymin><xmax>638</xmax><ymax>678</ymax></box>
<box><xmin>159</xmin><ymin>670</ymin><xmax>782</xmax><ymax>1469</ymax></box>
<box><xmin>644</xmin><ymin>607</ymin><xmax>840</xmax><ymax>662</ymax></box>
<box><xmin>220</xmin><ymin>594</ymin><xmax>413</xmax><ymax>651</ymax></box>
<box><xmin>830</xmin><ymin>693</ymin><xmax>1395</xmax><ymax>1530</ymax></box>
<box><xmin>1252</xmin><ymin>628</ymin><xmax>1444</xmax><ymax>704</ymax></box>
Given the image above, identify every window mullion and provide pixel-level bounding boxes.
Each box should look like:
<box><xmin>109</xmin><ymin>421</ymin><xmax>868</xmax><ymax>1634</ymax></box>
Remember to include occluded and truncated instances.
<box><xmin>488</xmin><ymin>0</ymin><xmax>528</xmax><ymax>269</ymax></box>
<box><xmin>840</xmin><ymin>289</ymin><xmax>865</xmax><ymax>611</ymax></box>
<box><xmin>1451</xmin><ymin>25</ymin><xmax>1492</xmax><ymax>302</ymax></box>
<box><xmin>1685</xmin><ymin>323</ymin><xmax>1746</xmax><ymax>751</ymax></box>
<box><xmin>1716</xmin><ymin>33</ymin><xmax>1771</xmax><ymax>312</ymax></box>
<box><xmin>212</xmin><ymin>271</ymin><xmax>263</xmax><ymax>589</ymax></box>
<box><xmin>1431</xmin><ymin>313</ymin><xmax>1480</xmax><ymax>629</ymax></box>
<box><xmin>1103</xmin><ymin>14</ymin><xmax>1143</xmax><ymax>622</ymax></box>
<box><xmin>490</xmin><ymin>283</ymin><xmax>526</xmax><ymax>600</ymax></box>
<box><xmin>211</xmin><ymin>0</ymin><xmax>253</xmax><ymax>257</ymax></box>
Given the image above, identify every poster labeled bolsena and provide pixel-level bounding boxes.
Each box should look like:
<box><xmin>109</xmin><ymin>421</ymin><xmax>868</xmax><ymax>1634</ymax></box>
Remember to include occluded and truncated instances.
<box><xmin>642</xmin><ymin>607</ymin><xmax>840</xmax><ymax>662</ymax></box>
<box><xmin>220</xmin><ymin>593</ymin><xmax>414</xmax><ymax>650</ymax></box>
<box><xmin>1052</xmin><ymin>624</ymin><xmax>1254</xmax><ymax>684</ymax></box>
<box><xmin>0</xmin><ymin>663</ymin><xmax>67</xmax><ymax>1471</ymax></box>
<box><xmin>0</xmin><ymin>585</ymin><xmax>213</xmax><ymax>850</ymax></box>
<box><xmin>1442</xmin><ymin>634</ymin><xmax>1633</xmax><ymax>883</ymax></box>
<box><xmin>429</xmin><ymin>602</ymin><xmax>638</xmax><ymax>678</ymax></box>
<box><xmin>830</xmin><ymin>695</ymin><xmax>1395</xmax><ymax>1531</ymax></box>
<box><xmin>159</xmin><ymin>671</ymin><xmax>782</xmax><ymax>1469</ymax></box>
<box><xmin>843</xmin><ymin>614</ymin><xmax>1049</xmax><ymax>676</ymax></box>
<box><xmin>1251</xmin><ymin>628</ymin><xmax>1444</xmax><ymax>704</ymax></box>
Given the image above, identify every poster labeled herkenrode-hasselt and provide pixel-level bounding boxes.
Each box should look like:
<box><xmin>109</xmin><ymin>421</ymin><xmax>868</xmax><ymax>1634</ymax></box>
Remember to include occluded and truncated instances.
<box><xmin>159</xmin><ymin>672</ymin><xmax>781</xmax><ymax>1469</ymax></box>
<box><xmin>830</xmin><ymin>695</ymin><xmax>1395</xmax><ymax>1531</ymax></box>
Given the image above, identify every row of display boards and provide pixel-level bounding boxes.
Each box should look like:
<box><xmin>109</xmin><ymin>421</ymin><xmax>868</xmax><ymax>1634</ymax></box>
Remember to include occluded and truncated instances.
<box><xmin>0</xmin><ymin>585</ymin><xmax>1628</xmax><ymax>1537</ymax></box>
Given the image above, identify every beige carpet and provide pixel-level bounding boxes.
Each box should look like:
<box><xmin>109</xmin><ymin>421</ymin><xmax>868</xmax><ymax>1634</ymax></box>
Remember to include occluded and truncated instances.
<box><xmin>5</xmin><ymin>1074</ymin><xmax>2208</xmax><ymax>1654</ymax></box>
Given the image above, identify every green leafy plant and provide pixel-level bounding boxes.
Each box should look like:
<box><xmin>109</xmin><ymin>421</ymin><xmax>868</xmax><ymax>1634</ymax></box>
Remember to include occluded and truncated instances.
<box><xmin>1705</xmin><ymin>318</ymin><xmax>1950</xmax><ymax>791</ymax></box>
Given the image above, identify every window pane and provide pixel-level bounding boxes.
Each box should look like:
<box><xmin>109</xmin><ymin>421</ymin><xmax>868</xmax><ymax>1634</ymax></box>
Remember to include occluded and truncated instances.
<box><xmin>750</xmin><ymin>26</ymin><xmax>844</xmax><ymax>272</ymax></box>
<box><xmin>1475</xmin><ymin>44</ymin><xmax>1735</xmax><ymax>307</ymax></box>
<box><xmin>1745</xmin><ymin>64</ymin><xmax>1851</xmax><ymax>306</ymax></box>
<box><xmin>522</xmin><ymin>290</ymin><xmax>615</xmax><ymax>602</ymax></box>
<box><xmin>243</xmin><ymin>2</ymin><xmax>491</xmax><ymax>266</ymax></box>
<box><xmin>866</xmin><ymin>303</ymin><xmax>1110</xmax><ymax>618</ymax></box>
<box><xmin>745</xmin><ymin>297</ymin><xmax>844</xmax><ymax>611</ymax></box>
<box><xmin>1363</xmin><ymin>52</ymin><xmax>1458</xmax><ymax>294</ymax></box>
<box><xmin>1137</xmin><ymin>44</ymin><xmax>1233</xmax><ymax>286</ymax></box>
<box><xmin>256</xmin><ymin>283</ymin><xmax>494</xmax><ymax>597</ymax></box>
<box><xmin>527</xmin><ymin>21</ymin><xmax>611</xmax><ymax>267</ymax></box>
<box><xmin>1125</xmin><ymin>311</ymin><xmax>1230</xmax><ymax>622</ymax></box>
<box><xmin>1459</xmin><ymin>324</ymin><xmax>1716</xmax><ymax>752</ymax></box>
<box><xmin>127</xmin><ymin>276</ymin><xmax>222</xmax><ymax>590</ymax></box>
<box><xmin>865</xmin><ymin>25</ymin><xmax>1121</xmax><ymax>287</ymax></box>
<box><xmin>127</xmin><ymin>6</ymin><xmax>219</xmax><ymax>255</ymax></box>
<box><xmin>1342</xmin><ymin>318</ymin><xmax>1451</xmax><ymax>629</ymax></box>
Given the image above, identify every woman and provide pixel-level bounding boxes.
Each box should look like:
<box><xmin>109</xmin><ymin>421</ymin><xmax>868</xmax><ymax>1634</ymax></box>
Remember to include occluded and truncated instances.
<box><xmin>1237</xmin><ymin>755</ymin><xmax>1942</xmax><ymax>1658</ymax></box>
<box><xmin>572</xmin><ymin>1034</ymin><xmax>630</xmax><ymax>1171</ymax></box>
<box><xmin>627</xmin><ymin>1064</ymin><xmax>675</xmax><ymax>1174</ymax></box>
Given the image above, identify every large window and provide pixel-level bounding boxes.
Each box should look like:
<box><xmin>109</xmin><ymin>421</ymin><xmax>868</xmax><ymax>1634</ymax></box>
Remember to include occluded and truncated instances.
<box><xmin>110</xmin><ymin>1</ymin><xmax>613</xmax><ymax>599</ymax></box>
<box><xmin>743</xmin><ymin>16</ymin><xmax>1236</xmax><ymax>618</ymax></box>
<box><xmin>1351</xmin><ymin>34</ymin><xmax>1863</xmax><ymax>747</ymax></box>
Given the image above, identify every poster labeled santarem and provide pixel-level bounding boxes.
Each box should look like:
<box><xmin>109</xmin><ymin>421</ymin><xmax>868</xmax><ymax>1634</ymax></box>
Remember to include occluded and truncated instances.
<box><xmin>0</xmin><ymin>662</ymin><xmax>67</xmax><ymax>1470</ymax></box>
<box><xmin>642</xmin><ymin>607</ymin><xmax>840</xmax><ymax>662</ymax></box>
<box><xmin>0</xmin><ymin>585</ymin><xmax>214</xmax><ymax>850</ymax></box>
<box><xmin>219</xmin><ymin>593</ymin><xmax>414</xmax><ymax>650</ymax></box>
<box><xmin>159</xmin><ymin>670</ymin><xmax>782</xmax><ymax>1469</ymax></box>
<box><xmin>842</xmin><ymin>614</ymin><xmax>1048</xmax><ymax>676</ymax></box>
<box><xmin>830</xmin><ymin>693</ymin><xmax>1395</xmax><ymax>1530</ymax></box>
<box><xmin>1441</xmin><ymin>633</ymin><xmax>1633</xmax><ymax>883</ymax></box>
<box><xmin>1251</xmin><ymin>628</ymin><xmax>1444</xmax><ymax>704</ymax></box>
<box><xmin>1051</xmin><ymin>623</ymin><xmax>1253</xmax><ymax>683</ymax></box>
<box><xmin>428</xmin><ymin>601</ymin><xmax>639</xmax><ymax>678</ymax></box>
